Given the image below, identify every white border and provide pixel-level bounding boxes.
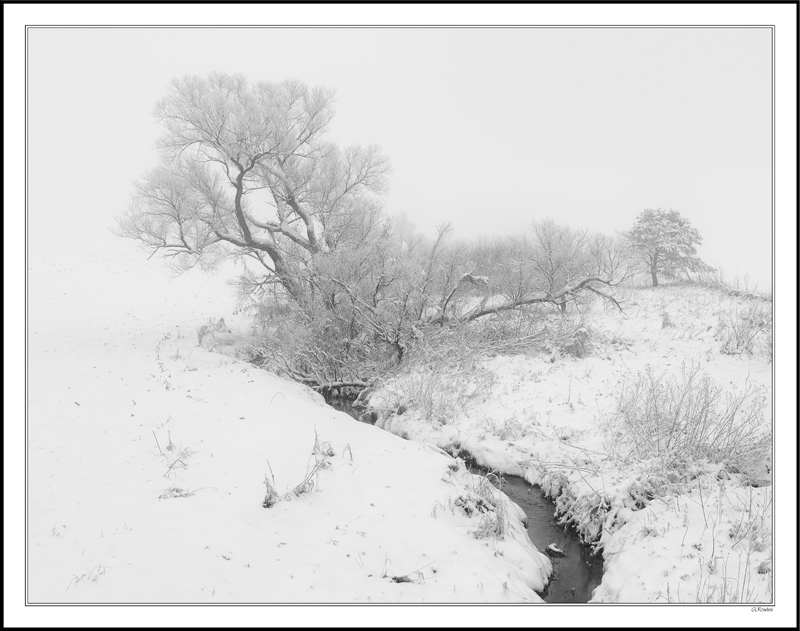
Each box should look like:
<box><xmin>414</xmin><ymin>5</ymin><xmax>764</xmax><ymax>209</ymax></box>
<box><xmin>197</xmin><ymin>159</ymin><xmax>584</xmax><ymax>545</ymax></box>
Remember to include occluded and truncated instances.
<box><xmin>5</xmin><ymin>3</ymin><xmax>797</xmax><ymax>629</ymax></box>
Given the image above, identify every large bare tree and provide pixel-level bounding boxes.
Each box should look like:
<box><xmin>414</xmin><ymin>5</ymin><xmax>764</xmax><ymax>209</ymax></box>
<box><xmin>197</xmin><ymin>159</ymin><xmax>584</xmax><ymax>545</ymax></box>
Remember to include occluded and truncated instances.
<box><xmin>117</xmin><ymin>73</ymin><xmax>390</xmax><ymax>303</ymax></box>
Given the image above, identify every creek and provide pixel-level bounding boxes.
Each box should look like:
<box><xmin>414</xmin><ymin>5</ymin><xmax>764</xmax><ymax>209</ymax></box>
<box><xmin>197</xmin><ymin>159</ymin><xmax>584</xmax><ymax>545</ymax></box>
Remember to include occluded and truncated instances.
<box><xmin>463</xmin><ymin>462</ymin><xmax>604</xmax><ymax>603</ymax></box>
<box><xmin>327</xmin><ymin>397</ymin><xmax>603</xmax><ymax>603</ymax></box>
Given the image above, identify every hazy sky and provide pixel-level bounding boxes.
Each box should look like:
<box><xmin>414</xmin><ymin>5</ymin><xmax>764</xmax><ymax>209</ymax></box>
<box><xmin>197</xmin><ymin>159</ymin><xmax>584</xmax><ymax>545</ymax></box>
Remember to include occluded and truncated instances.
<box><xmin>27</xmin><ymin>26</ymin><xmax>773</xmax><ymax>288</ymax></box>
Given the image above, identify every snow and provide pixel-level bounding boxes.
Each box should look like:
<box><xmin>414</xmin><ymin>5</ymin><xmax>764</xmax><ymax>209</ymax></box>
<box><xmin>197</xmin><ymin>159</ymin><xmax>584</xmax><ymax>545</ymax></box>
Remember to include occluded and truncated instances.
<box><xmin>13</xmin><ymin>246</ymin><xmax>792</xmax><ymax>626</ymax></box>
<box><xmin>25</xmin><ymin>247</ymin><xmax>552</xmax><ymax>605</ymax></box>
<box><xmin>367</xmin><ymin>284</ymin><xmax>775</xmax><ymax>604</ymax></box>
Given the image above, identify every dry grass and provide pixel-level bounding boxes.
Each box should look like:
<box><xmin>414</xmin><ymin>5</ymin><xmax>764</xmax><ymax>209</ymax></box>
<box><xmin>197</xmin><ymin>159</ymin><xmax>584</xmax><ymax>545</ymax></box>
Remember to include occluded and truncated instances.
<box><xmin>263</xmin><ymin>431</ymin><xmax>336</xmax><ymax>508</ymax></box>
<box><xmin>715</xmin><ymin>301</ymin><xmax>772</xmax><ymax>361</ymax></box>
<box><xmin>458</xmin><ymin>471</ymin><xmax>511</xmax><ymax>540</ymax></box>
<box><xmin>159</xmin><ymin>486</ymin><xmax>195</xmax><ymax>499</ymax></box>
<box><xmin>611</xmin><ymin>362</ymin><xmax>770</xmax><ymax>477</ymax></box>
<box><xmin>153</xmin><ymin>431</ymin><xmax>195</xmax><ymax>478</ymax></box>
<box><xmin>374</xmin><ymin>310</ymin><xmax>595</xmax><ymax>423</ymax></box>
<box><xmin>379</xmin><ymin>361</ymin><xmax>496</xmax><ymax>424</ymax></box>
<box><xmin>485</xmin><ymin>410</ymin><xmax>544</xmax><ymax>441</ymax></box>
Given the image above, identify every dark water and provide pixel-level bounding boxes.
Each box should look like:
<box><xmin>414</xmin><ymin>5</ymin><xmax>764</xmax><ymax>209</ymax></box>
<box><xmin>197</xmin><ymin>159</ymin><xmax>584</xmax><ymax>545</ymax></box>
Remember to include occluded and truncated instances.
<box><xmin>327</xmin><ymin>398</ymin><xmax>603</xmax><ymax>603</ymax></box>
<box><xmin>468</xmin><ymin>466</ymin><xmax>604</xmax><ymax>603</ymax></box>
<box><xmin>326</xmin><ymin>396</ymin><xmax>374</xmax><ymax>423</ymax></box>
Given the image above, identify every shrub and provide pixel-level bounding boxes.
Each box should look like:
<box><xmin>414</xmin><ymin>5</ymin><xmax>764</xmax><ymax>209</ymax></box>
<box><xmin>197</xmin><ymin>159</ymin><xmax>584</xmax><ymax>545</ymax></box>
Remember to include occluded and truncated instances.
<box><xmin>197</xmin><ymin>316</ymin><xmax>234</xmax><ymax>349</ymax></box>
<box><xmin>370</xmin><ymin>310</ymin><xmax>592</xmax><ymax>423</ymax></box>
<box><xmin>611</xmin><ymin>362</ymin><xmax>770</xmax><ymax>475</ymax></box>
<box><xmin>558</xmin><ymin>326</ymin><xmax>592</xmax><ymax>358</ymax></box>
<box><xmin>715</xmin><ymin>301</ymin><xmax>772</xmax><ymax>360</ymax></box>
<box><xmin>380</xmin><ymin>361</ymin><xmax>495</xmax><ymax>424</ymax></box>
<box><xmin>486</xmin><ymin>411</ymin><xmax>542</xmax><ymax>441</ymax></box>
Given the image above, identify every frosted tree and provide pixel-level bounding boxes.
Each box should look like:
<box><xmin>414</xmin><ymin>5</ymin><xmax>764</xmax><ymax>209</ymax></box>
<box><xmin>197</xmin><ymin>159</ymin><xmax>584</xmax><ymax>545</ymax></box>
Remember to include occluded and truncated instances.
<box><xmin>461</xmin><ymin>221</ymin><xmax>630</xmax><ymax>321</ymax></box>
<box><xmin>529</xmin><ymin>219</ymin><xmax>588</xmax><ymax>313</ymax></box>
<box><xmin>626</xmin><ymin>208</ymin><xmax>710</xmax><ymax>287</ymax></box>
<box><xmin>115</xmin><ymin>73</ymin><xmax>487</xmax><ymax>386</ymax></box>
<box><xmin>116</xmin><ymin>72</ymin><xmax>390</xmax><ymax>304</ymax></box>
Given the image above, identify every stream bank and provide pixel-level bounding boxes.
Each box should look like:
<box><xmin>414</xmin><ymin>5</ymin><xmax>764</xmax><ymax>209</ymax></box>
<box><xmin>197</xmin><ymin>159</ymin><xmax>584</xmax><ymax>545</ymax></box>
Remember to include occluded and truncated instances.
<box><xmin>463</xmin><ymin>460</ymin><xmax>603</xmax><ymax>603</ymax></box>
<box><xmin>328</xmin><ymin>397</ymin><xmax>603</xmax><ymax>603</ymax></box>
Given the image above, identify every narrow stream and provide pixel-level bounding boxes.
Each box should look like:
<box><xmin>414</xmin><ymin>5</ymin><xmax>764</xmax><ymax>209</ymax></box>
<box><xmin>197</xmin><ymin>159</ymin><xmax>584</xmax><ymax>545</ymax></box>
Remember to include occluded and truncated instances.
<box><xmin>463</xmin><ymin>462</ymin><xmax>604</xmax><ymax>603</ymax></box>
<box><xmin>328</xmin><ymin>397</ymin><xmax>603</xmax><ymax>603</ymax></box>
<box><xmin>326</xmin><ymin>395</ymin><xmax>368</xmax><ymax>420</ymax></box>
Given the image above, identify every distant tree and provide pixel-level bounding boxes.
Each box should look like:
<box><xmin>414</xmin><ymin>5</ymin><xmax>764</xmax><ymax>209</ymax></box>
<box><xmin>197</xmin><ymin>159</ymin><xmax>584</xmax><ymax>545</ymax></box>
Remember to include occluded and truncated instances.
<box><xmin>529</xmin><ymin>219</ymin><xmax>588</xmax><ymax>313</ymax></box>
<box><xmin>626</xmin><ymin>208</ymin><xmax>710</xmax><ymax>287</ymax></box>
<box><xmin>463</xmin><ymin>221</ymin><xmax>629</xmax><ymax>321</ymax></box>
<box><xmin>583</xmin><ymin>232</ymin><xmax>633</xmax><ymax>281</ymax></box>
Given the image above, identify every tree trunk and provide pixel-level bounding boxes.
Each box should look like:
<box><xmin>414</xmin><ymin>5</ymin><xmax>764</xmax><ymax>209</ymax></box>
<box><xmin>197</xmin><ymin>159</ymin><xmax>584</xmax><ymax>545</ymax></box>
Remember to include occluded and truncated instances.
<box><xmin>559</xmin><ymin>300</ymin><xmax>568</xmax><ymax>314</ymax></box>
<box><xmin>651</xmin><ymin>253</ymin><xmax>659</xmax><ymax>287</ymax></box>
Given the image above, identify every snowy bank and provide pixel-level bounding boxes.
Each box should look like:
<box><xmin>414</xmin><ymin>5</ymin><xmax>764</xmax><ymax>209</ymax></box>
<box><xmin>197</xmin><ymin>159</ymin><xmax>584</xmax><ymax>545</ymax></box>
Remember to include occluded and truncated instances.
<box><xmin>366</xmin><ymin>284</ymin><xmax>773</xmax><ymax>603</ymax></box>
<box><xmin>27</xmin><ymin>249</ymin><xmax>551</xmax><ymax>603</ymax></box>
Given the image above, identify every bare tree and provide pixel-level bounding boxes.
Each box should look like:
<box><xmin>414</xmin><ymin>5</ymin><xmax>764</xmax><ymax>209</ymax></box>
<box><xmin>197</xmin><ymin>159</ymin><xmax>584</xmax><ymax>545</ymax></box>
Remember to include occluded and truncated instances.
<box><xmin>461</xmin><ymin>221</ymin><xmax>626</xmax><ymax>322</ymax></box>
<box><xmin>116</xmin><ymin>73</ymin><xmax>390</xmax><ymax>303</ymax></box>
<box><xmin>529</xmin><ymin>219</ymin><xmax>588</xmax><ymax>313</ymax></box>
<box><xmin>583</xmin><ymin>232</ymin><xmax>632</xmax><ymax>280</ymax></box>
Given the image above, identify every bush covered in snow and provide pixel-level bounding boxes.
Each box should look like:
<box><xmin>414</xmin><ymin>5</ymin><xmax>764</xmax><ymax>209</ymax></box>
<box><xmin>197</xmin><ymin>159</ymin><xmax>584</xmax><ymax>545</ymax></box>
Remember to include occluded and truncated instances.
<box><xmin>715</xmin><ymin>300</ymin><xmax>772</xmax><ymax>361</ymax></box>
<box><xmin>377</xmin><ymin>362</ymin><xmax>495</xmax><ymax>424</ymax></box>
<box><xmin>609</xmin><ymin>361</ymin><xmax>770</xmax><ymax>479</ymax></box>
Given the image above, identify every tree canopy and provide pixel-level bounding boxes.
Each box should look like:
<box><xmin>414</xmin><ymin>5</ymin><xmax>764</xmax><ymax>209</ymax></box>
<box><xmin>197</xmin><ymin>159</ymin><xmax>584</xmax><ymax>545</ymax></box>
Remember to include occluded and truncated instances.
<box><xmin>626</xmin><ymin>208</ymin><xmax>710</xmax><ymax>287</ymax></box>
<box><xmin>116</xmin><ymin>72</ymin><xmax>390</xmax><ymax>303</ymax></box>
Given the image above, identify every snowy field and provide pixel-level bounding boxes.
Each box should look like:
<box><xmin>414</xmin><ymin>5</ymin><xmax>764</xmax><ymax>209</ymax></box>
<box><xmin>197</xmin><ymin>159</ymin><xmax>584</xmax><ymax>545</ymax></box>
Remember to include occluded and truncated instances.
<box><xmin>367</xmin><ymin>284</ymin><xmax>775</xmax><ymax>604</ymax></box>
<box><xmin>26</xmin><ymin>247</ymin><xmax>553</xmax><ymax>605</ymax></box>
<box><xmin>12</xmin><ymin>243</ymin><xmax>795</xmax><ymax>628</ymax></box>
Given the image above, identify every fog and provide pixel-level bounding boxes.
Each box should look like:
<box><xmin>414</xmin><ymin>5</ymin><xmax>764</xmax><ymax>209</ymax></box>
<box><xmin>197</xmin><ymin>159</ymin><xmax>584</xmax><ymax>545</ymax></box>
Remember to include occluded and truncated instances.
<box><xmin>26</xmin><ymin>26</ymin><xmax>773</xmax><ymax>290</ymax></box>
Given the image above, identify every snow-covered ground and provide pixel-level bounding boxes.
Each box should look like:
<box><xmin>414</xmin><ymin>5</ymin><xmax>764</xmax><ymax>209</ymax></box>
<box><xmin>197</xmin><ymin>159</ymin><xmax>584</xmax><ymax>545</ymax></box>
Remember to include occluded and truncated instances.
<box><xmin>25</xmin><ymin>248</ymin><xmax>552</xmax><ymax>605</ymax></box>
<box><xmin>368</xmin><ymin>284</ymin><xmax>775</xmax><ymax>604</ymax></box>
<box><xmin>11</xmin><ymin>245</ymin><xmax>794</xmax><ymax>627</ymax></box>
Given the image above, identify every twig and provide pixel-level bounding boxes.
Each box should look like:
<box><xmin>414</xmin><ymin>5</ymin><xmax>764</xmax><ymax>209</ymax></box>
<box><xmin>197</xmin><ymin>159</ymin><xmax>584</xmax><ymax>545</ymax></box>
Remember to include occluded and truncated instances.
<box><xmin>391</xmin><ymin>560</ymin><xmax>436</xmax><ymax>582</ymax></box>
<box><xmin>153</xmin><ymin>431</ymin><xmax>169</xmax><ymax>464</ymax></box>
<box><xmin>345</xmin><ymin>514</ymin><xmax>365</xmax><ymax>527</ymax></box>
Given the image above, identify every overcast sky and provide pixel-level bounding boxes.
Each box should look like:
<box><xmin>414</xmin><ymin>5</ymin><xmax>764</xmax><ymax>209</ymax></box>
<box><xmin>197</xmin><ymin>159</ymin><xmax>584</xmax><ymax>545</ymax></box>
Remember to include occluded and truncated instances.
<box><xmin>28</xmin><ymin>26</ymin><xmax>773</xmax><ymax>289</ymax></box>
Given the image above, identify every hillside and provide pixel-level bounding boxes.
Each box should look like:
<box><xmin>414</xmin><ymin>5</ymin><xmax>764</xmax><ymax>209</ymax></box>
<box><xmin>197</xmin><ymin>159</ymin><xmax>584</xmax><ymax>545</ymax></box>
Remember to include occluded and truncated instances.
<box><xmin>366</xmin><ymin>282</ymin><xmax>774</xmax><ymax>603</ymax></box>
<box><xmin>26</xmin><ymin>249</ymin><xmax>551</xmax><ymax>604</ymax></box>
<box><xmin>25</xmin><ymin>246</ymin><xmax>775</xmax><ymax>608</ymax></box>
